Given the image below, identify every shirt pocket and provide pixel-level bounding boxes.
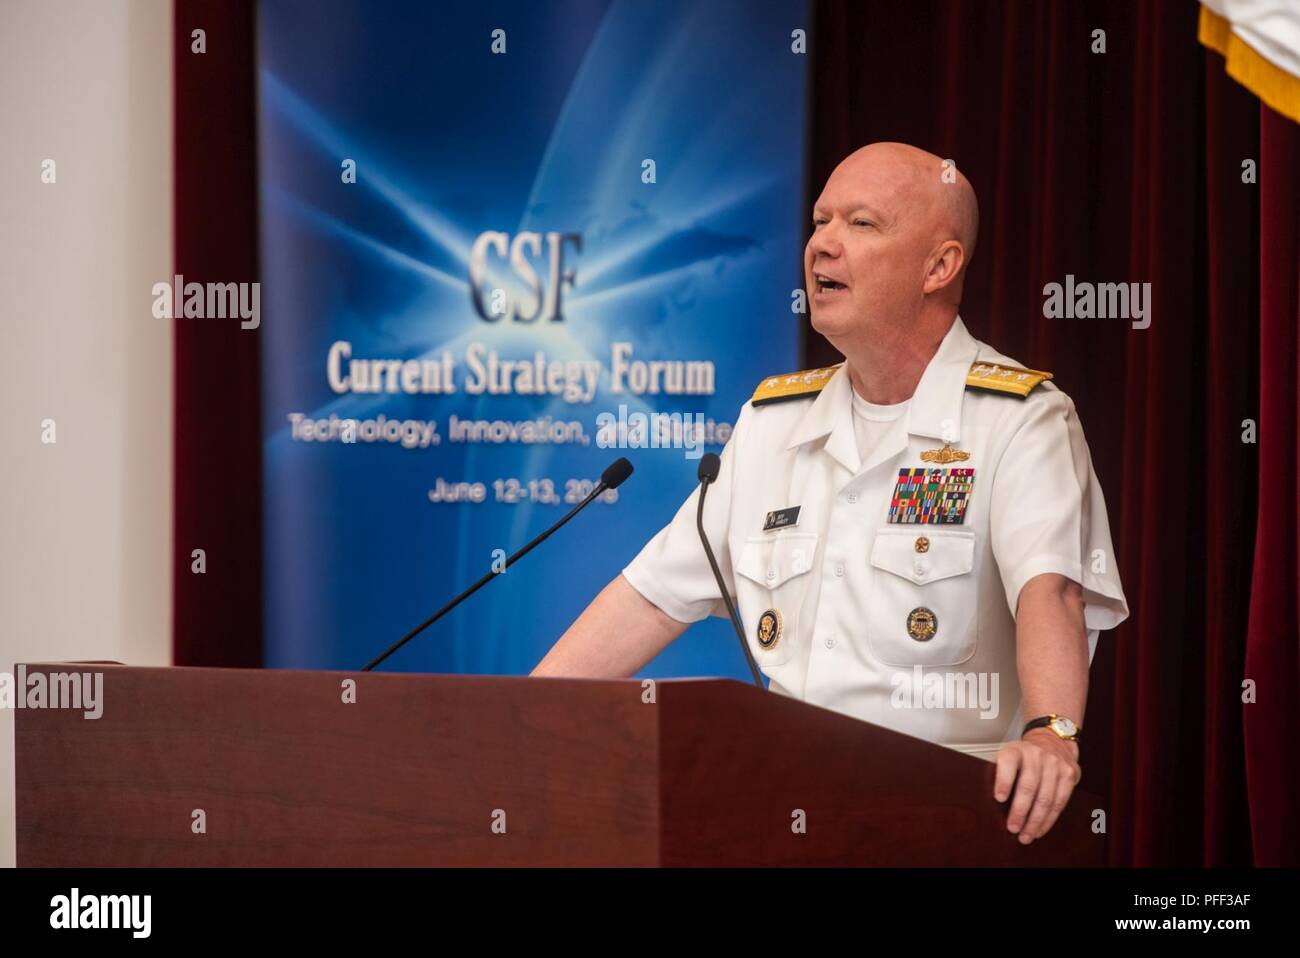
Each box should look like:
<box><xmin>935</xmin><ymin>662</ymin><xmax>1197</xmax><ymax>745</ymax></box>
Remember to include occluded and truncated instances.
<box><xmin>733</xmin><ymin>532</ymin><xmax>818</xmax><ymax>667</ymax></box>
<box><xmin>866</xmin><ymin>527</ymin><xmax>978</xmax><ymax>667</ymax></box>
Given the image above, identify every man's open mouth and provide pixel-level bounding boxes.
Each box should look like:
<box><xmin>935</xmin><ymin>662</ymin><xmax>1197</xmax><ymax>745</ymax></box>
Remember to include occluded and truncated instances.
<box><xmin>815</xmin><ymin>274</ymin><xmax>848</xmax><ymax>292</ymax></box>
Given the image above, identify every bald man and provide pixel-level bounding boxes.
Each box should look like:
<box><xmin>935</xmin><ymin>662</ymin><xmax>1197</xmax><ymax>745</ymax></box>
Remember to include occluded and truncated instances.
<box><xmin>533</xmin><ymin>143</ymin><xmax>1128</xmax><ymax>846</ymax></box>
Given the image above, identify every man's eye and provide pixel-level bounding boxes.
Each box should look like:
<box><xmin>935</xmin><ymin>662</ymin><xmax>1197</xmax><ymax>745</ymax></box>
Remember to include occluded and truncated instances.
<box><xmin>813</xmin><ymin>218</ymin><xmax>828</xmax><ymax>226</ymax></box>
<box><xmin>853</xmin><ymin>220</ymin><xmax>874</xmax><ymax>228</ymax></box>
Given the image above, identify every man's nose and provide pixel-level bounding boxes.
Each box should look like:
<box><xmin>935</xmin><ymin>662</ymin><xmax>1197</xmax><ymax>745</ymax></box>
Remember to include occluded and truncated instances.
<box><xmin>807</xmin><ymin>225</ymin><xmax>842</xmax><ymax>260</ymax></box>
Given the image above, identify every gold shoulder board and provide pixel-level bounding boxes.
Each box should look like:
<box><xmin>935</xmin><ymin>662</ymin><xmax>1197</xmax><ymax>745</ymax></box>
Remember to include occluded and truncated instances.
<box><xmin>965</xmin><ymin>361</ymin><xmax>1053</xmax><ymax>398</ymax></box>
<box><xmin>752</xmin><ymin>365</ymin><xmax>841</xmax><ymax>406</ymax></box>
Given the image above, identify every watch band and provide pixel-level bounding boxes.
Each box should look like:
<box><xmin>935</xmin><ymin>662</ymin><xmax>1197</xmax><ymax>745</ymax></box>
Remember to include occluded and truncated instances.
<box><xmin>1022</xmin><ymin>714</ymin><xmax>1080</xmax><ymax>741</ymax></box>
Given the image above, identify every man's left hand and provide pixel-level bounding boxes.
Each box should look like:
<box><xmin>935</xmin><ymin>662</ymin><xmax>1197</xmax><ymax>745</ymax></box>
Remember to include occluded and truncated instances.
<box><xmin>993</xmin><ymin>730</ymin><xmax>1081</xmax><ymax>844</ymax></box>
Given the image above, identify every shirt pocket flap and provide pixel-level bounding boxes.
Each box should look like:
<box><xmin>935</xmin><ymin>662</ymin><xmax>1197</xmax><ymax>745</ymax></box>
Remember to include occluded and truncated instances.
<box><xmin>870</xmin><ymin>529</ymin><xmax>974</xmax><ymax>585</ymax></box>
<box><xmin>735</xmin><ymin>533</ymin><xmax>819</xmax><ymax>588</ymax></box>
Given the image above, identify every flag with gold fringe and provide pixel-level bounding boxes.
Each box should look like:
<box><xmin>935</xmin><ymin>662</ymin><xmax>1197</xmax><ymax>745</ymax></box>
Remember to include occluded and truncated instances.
<box><xmin>1199</xmin><ymin>0</ymin><xmax>1300</xmax><ymax>124</ymax></box>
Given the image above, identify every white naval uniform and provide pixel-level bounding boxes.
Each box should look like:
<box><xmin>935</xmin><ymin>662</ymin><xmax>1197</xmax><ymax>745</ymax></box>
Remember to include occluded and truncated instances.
<box><xmin>622</xmin><ymin>316</ymin><xmax>1129</xmax><ymax>762</ymax></box>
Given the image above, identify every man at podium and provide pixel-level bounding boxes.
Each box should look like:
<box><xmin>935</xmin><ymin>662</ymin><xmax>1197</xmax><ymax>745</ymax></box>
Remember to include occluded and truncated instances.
<box><xmin>534</xmin><ymin>142</ymin><xmax>1129</xmax><ymax>846</ymax></box>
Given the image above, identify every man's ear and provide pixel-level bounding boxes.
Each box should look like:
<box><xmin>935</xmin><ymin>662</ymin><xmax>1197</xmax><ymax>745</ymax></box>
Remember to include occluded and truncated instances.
<box><xmin>923</xmin><ymin>240</ymin><xmax>966</xmax><ymax>295</ymax></box>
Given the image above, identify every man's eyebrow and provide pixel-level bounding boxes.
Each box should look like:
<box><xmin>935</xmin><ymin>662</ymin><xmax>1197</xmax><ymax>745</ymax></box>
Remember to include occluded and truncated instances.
<box><xmin>812</xmin><ymin>201</ymin><xmax>890</xmax><ymax>222</ymax></box>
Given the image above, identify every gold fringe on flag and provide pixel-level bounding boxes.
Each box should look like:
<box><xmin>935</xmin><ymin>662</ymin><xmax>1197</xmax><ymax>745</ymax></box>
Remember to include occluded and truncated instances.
<box><xmin>1199</xmin><ymin>4</ymin><xmax>1300</xmax><ymax>125</ymax></box>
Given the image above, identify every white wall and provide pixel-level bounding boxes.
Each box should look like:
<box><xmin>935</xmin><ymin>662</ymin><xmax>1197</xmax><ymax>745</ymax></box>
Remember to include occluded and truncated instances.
<box><xmin>0</xmin><ymin>0</ymin><xmax>174</xmax><ymax>868</ymax></box>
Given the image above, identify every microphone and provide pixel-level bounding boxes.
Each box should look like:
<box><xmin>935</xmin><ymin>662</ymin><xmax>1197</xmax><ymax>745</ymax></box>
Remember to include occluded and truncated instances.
<box><xmin>695</xmin><ymin>453</ymin><xmax>764</xmax><ymax>688</ymax></box>
<box><xmin>361</xmin><ymin>456</ymin><xmax>634</xmax><ymax>671</ymax></box>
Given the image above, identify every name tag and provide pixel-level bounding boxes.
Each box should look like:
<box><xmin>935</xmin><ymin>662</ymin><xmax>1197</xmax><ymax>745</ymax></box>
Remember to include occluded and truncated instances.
<box><xmin>763</xmin><ymin>506</ymin><xmax>801</xmax><ymax>531</ymax></box>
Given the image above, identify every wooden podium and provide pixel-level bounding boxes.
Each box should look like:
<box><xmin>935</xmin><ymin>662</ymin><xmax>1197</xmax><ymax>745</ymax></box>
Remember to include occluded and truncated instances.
<box><xmin>15</xmin><ymin>663</ymin><xmax>1105</xmax><ymax>866</ymax></box>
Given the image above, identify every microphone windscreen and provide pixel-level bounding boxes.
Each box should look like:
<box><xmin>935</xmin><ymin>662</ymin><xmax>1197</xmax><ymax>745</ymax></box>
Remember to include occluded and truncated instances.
<box><xmin>698</xmin><ymin>452</ymin><xmax>721</xmax><ymax>484</ymax></box>
<box><xmin>601</xmin><ymin>457</ymin><xmax>634</xmax><ymax>489</ymax></box>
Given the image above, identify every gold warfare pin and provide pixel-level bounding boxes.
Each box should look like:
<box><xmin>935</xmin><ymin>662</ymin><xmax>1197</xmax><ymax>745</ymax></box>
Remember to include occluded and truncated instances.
<box><xmin>920</xmin><ymin>443</ymin><xmax>970</xmax><ymax>464</ymax></box>
<box><xmin>756</xmin><ymin>609</ymin><xmax>783</xmax><ymax>650</ymax></box>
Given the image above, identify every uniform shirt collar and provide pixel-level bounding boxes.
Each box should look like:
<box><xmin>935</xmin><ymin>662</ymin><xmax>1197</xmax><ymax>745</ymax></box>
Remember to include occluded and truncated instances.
<box><xmin>785</xmin><ymin>315</ymin><xmax>980</xmax><ymax>466</ymax></box>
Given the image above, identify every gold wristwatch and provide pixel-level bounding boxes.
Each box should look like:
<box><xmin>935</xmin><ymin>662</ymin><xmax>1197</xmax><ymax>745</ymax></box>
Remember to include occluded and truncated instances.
<box><xmin>1022</xmin><ymin>714</ymin><xmax>1080</xmax><ymax>741</ymax></box>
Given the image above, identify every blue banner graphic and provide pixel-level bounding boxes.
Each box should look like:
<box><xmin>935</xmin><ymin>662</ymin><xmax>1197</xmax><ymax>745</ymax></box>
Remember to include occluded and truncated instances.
<box><xmin>258</xmin><ymin>0</ymin><xmax>808</xmax><ymax>676</ymax></box>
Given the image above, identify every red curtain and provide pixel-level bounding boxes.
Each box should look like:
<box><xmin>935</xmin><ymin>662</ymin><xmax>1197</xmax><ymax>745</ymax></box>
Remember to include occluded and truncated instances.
<box><xmin>1245</xmin><ymin>106</ymin><xmax>1300</xmax><ymax>867</ymax></box>
<box><xmin>173</xmin><ymin>0</ymin><xmax>263</xmax><ymax>669</ymax></box>
<box><xmin>809</xmin><ymin>0</ymin><xmax>1297</xmax><ymax>865</ymax></box>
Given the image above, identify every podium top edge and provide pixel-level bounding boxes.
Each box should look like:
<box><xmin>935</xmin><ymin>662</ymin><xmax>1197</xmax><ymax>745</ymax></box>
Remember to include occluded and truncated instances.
<box><xmin>15</xmin><ymin>662</ymin><xmax>756</xmax><ymax>689</ymax></box>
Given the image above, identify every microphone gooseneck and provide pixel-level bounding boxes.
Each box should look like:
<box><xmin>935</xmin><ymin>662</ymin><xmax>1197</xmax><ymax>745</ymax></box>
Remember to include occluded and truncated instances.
<box><xmin>696</xmin><ymin>453</ymin><xmax>764</xmax><ymax>688</ymax></box>
<box><xmin>361</xmin><ymin>457</ymin><xmax>634</xmax><ymax>671</ymax></box>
